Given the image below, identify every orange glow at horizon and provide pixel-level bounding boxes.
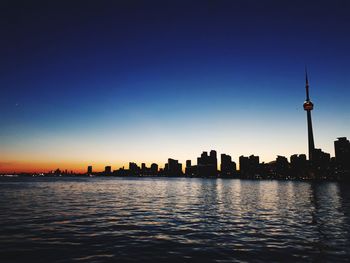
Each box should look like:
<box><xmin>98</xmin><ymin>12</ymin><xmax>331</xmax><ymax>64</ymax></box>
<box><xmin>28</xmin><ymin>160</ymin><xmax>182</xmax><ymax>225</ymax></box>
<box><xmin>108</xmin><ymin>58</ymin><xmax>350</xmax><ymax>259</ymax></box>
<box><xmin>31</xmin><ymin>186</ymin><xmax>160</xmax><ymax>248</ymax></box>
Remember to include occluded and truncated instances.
<box><xmin>0</xmin><ymin>161</ymin><xmax>87</xmax><ymax>174</ymax></box>
<box><xmin>0</xmin><ymin>161</ymin><xmax>107</xmax><ymax>174</ymax></box>
<box><xmin>0</xmin><ymin>160</ymin><xmax>169</xmax><ymax>174</ymax></box>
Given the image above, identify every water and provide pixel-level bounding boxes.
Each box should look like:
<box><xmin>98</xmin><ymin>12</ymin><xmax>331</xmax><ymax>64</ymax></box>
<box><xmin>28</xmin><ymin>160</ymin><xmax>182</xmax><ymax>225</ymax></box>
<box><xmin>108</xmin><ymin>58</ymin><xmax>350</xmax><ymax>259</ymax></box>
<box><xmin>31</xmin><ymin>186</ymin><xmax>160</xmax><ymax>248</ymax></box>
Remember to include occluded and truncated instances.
<box><xmin>0</xmin><ymin>177</ymin><xmax>349</xmax><ymax>262</ymax></box>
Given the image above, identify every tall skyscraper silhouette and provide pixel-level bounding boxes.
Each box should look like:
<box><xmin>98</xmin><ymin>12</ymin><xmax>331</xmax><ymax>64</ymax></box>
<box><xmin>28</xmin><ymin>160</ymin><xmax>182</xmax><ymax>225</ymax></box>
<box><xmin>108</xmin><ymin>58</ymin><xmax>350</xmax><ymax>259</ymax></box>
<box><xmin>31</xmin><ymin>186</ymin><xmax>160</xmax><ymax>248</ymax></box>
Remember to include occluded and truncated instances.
<box><xmin>303</xmin><ymin>70</ymin><xmax>315</xmax><ymax>161</ymax></box>
<box><xmin>334</xmin><ymin>137</ymin><xmax>350</xmax><ymax>170</ymax></box>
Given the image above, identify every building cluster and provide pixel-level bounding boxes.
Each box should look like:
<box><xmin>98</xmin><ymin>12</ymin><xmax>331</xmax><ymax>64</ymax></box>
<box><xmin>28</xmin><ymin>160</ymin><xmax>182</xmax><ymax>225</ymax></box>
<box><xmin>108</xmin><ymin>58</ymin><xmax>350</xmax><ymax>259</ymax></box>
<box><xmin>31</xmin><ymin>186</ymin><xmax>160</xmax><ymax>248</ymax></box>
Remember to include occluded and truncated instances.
<box><xmin>261</xmin><ymin>137</ymin><xmax>349</xmax><ymax>180</ymax></box>
<box><xmin>85</xmin><ymin>136</ymin><xmax>349</xmax><ymax>180</ymax></box>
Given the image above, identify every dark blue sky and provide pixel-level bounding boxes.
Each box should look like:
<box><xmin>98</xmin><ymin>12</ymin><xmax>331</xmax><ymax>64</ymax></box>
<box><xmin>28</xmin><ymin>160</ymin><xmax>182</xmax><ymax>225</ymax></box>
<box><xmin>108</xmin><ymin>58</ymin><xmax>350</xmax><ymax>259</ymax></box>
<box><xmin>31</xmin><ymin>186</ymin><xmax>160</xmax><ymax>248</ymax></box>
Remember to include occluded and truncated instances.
<box><xmin>1</xmin><ymin>0</ymin><xmax>350</xmax><ymax>172</ymax></box>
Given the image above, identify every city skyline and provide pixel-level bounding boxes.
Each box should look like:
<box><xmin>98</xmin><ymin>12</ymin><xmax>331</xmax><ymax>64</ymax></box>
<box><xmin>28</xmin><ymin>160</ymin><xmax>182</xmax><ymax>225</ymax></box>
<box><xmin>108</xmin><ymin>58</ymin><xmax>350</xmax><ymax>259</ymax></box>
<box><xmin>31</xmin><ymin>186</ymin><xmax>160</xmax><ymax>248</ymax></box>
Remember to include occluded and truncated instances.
<box><xmin>10</xmin><ymin>133</ymin><xmax>349</xmax><ymax>181</ymax></box>
<box><xmin>1</xmin><ymin>1</ymin><xmax>350</xmax><ymax>173</ymax></box>
<box><xmin>2</xmin><ymin>134</ymin><xmax>349</xmax><ymax>175</ymax></box>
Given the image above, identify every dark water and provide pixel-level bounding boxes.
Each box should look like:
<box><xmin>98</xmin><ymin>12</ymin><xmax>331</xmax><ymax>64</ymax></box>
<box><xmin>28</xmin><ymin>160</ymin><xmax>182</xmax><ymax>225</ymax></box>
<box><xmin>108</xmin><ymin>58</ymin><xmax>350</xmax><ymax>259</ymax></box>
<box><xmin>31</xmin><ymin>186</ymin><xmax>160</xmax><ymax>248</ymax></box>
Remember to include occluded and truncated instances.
<box><xmin>0</xmin><ymin>177</ymin><xmax>350</xmax><ymax>262</ymax></box>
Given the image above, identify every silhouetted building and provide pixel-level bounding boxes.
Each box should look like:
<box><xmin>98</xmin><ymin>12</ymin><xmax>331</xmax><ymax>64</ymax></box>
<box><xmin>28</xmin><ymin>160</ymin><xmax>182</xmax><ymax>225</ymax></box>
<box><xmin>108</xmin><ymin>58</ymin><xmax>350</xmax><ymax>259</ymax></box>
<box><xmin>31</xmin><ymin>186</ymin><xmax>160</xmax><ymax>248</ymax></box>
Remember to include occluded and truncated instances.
<box><xmin>87</xmin><ymin>166</ymin><xmax>92</xmax><ymax>174</ymax></box>
<box><xmin>210</xmin><ymin>150</ymin><xmax>218</xmax><ymax>172</ymax></box>
<box><xmin>129</xmin><ymin>162</ymin><xmax>140</xmax><ymax>175</ymax></box>
<box><xmin>141</xmin><ymin>163</ymin><xmax>146</xmax><ymax>174</ymax></box>
<box><xmin>239</xmin><ymin>155</ymin><xmax>259</xmax><ymax>177</ymax></box>
<box><xmin>166</xmin><ymin>158</ymin><xmax>182</xmax><ymax>176</ymax></box>
<box><xmin>275</xmin><ymin>155</ymin><xmax>289</xmax><ymax>177</ymax></box>
<box><xmin>197</xmin><ymin>150</ymin><xmax>217</xmax><ymax>176</ymax></box>
<box><xmin>150</xmin><ymin>163</ymin><xmax>158</xmax><ymax>174</ymax></box>
<box><xmin>185</xmin><ymin>160</ymin><xmax>193</xmax><ymax>176</ymax></box>
<box><xmin>290</xmin><ymin>154</ymin><xmax>308</xmax><ymax>178</ymax></box>
<box><xmin>335</xmin><ymin>137</ymin><xmax>350</xmax><ymax>171</ymax></box>
<box><xmin>290</xmin><ymin>154</ymin><xmax>307</xmax><ymax>168</ymax></box>
<box><xmin>104</xmin><ymin>166</ymin><xmax>111</xmax><ymax>174</ymax></box>
<box><xmin>221</xmin><ymin>154</ymin><xmax>236</xmax><ymax>176</ymax></box>
<box><xmin>313</xmin><ymin>148</ymin><xmax>330</xmax><ymax>167</ymax></box>
<box><xmin>303</xmin><ymin>70</ymin><xmax>316</xmax><ymax>161</ymax></box>
<box><xmin>250</xmin><ymin>155</ymin><xmax>259</xmax><ymax>167</ymax></box>
<box><xmin>114</xmin><ymin>167</ymin><xmax>129</xmax><ymax>176</ymax></box>
<box><xmin>239</xmin><ymin>156</ymin><xmax>249</xmax><ymax>173</ymax></box>
<box><xmin>198</xmin><ymin>151</ymin><xmax>208</xmax><ymax>165</ymax></box>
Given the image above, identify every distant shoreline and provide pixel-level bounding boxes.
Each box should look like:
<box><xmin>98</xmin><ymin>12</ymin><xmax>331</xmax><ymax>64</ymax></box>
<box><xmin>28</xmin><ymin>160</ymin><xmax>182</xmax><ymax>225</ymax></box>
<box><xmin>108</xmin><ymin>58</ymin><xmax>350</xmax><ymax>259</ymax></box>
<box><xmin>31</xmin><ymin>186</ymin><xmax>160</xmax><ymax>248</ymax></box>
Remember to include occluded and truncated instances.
<box><xmin>1</xmin><ymin>173</ymin><xmax>349</xmax><ymax>183</ymax></box>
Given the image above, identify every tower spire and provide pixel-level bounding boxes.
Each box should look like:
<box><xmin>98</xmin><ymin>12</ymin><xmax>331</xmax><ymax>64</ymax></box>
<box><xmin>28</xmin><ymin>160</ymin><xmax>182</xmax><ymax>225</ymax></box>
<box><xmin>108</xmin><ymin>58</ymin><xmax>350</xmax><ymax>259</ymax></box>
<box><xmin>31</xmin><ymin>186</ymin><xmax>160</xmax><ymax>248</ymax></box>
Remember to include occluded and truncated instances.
<box><xmin>305</xmin><ymin>67</ymin><xmax>310</xmax><ymax>101</ymax></box>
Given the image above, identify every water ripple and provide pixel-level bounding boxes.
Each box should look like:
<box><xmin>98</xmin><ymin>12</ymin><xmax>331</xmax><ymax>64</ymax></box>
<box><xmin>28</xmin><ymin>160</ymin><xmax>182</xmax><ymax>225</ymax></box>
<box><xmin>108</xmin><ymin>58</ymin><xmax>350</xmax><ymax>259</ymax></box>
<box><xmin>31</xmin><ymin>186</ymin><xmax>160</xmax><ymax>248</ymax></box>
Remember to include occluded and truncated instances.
<box><xmin>0</xmin><ymin>177</ymin><xmax>349</xmax><ymax>262</ymax></box>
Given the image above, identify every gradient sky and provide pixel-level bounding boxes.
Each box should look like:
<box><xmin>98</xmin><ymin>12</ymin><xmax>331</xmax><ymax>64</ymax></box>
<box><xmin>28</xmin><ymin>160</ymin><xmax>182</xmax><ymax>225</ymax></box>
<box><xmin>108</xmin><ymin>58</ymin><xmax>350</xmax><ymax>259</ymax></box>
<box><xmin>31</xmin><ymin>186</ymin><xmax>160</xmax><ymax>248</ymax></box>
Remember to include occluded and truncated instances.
<box><xmin>1</xmin><ymin>0</ymin><xmax>350</xmax><ymax>173</ymax></box>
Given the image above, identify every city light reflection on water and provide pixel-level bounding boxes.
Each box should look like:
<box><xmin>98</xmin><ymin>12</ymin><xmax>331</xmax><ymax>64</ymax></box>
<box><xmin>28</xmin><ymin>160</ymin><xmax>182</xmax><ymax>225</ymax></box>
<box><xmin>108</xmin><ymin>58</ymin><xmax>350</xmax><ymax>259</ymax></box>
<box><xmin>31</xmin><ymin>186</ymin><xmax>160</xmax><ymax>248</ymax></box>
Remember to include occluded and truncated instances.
<box><xmin>0</xmin><ymin>177</ymin><xmax>349</xmax><ymax>262</ymax></box>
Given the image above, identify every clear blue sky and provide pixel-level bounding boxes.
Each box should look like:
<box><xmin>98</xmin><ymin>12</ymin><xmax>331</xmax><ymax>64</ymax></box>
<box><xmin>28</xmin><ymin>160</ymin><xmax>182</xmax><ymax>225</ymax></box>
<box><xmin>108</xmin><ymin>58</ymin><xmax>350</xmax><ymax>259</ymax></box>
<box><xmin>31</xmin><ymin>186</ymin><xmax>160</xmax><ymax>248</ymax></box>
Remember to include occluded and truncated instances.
<box><xmin>1</xmin><ymin>0</ymin><xmax>349</xmax><ymax>172</ymax></box>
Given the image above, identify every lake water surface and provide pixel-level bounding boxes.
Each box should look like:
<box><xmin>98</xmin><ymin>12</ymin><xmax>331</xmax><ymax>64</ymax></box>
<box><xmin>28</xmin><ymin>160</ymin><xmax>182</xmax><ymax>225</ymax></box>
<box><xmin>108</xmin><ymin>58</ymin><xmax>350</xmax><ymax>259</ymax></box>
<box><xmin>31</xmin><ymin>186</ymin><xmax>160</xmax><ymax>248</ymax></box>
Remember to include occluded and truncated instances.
<box><xmin>0</xmin><ymin>177</ymin><xmax>349</xmax><ymax>262</ymax></box>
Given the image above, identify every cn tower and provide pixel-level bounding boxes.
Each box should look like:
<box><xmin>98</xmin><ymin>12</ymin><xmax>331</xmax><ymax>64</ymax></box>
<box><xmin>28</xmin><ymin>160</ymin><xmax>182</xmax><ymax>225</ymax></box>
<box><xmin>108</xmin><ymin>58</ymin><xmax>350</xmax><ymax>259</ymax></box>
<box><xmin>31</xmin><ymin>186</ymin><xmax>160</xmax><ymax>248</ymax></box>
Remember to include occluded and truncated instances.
<box><xmin>303</xmin><ymin>70</ymin><xmax>315</xmax><ymax>161</ymax></box>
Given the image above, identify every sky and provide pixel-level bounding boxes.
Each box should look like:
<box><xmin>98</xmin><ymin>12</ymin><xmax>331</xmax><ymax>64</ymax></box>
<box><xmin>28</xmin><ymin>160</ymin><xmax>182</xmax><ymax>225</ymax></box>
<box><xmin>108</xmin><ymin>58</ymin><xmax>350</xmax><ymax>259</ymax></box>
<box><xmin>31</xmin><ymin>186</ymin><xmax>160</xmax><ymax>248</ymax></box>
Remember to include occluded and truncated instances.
<box><xmin>1</xmin><ymin>0</ymin><xmax>350</xmax><ymax>173</ymax></box>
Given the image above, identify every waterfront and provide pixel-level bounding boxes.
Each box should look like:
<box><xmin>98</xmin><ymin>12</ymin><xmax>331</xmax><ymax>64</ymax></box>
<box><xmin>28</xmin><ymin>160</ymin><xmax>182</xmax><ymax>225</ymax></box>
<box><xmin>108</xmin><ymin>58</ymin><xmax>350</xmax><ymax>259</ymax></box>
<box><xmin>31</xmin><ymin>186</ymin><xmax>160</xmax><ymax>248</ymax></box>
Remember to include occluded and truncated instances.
<box><xmin>1</xmin><ymin>177</ymin><xmax>349</xmax><ymax>262</ymax></box>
